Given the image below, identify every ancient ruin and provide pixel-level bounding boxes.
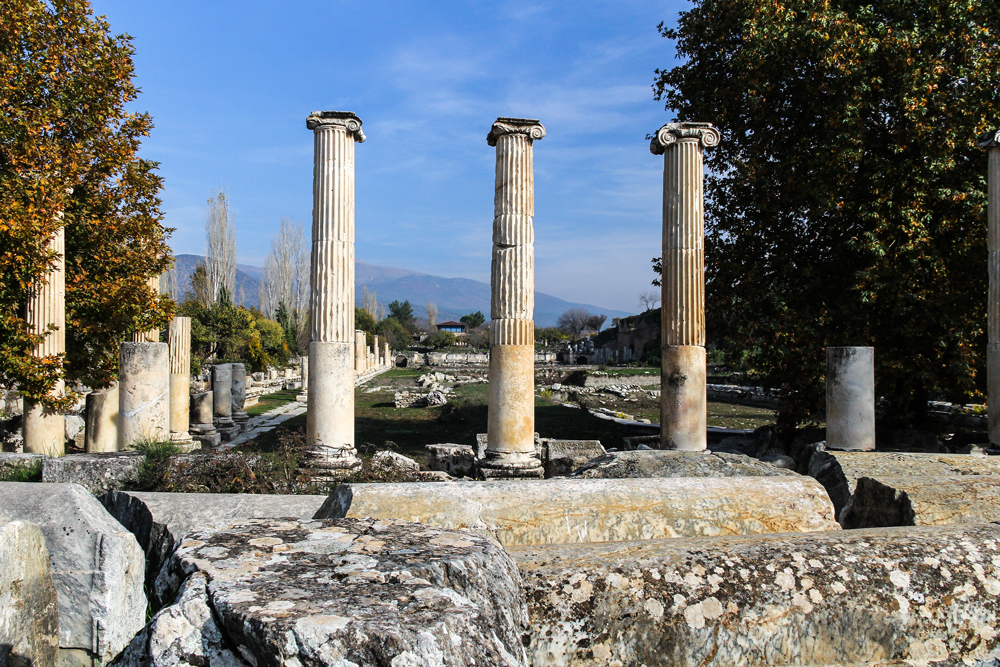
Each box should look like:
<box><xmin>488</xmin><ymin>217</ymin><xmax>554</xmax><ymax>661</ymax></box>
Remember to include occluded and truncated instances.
<box><xmin>167</xmin><ymin>317</ymin><xmax>195</xmax><ymax>451</ymax></box>
<box><xmin>22</xmin><ymin>226</ymin><xmax>66</xmax><ymax>457</ymax></box>
<box><xmin>826</xmin><ymin>346</ymin><xmax>875</xmax><ymax>451</ymax></box>
<box><xmin>981</xmin><ymin>128</ymin><xmax>1000</xmax><ymax>446</ymax></box>
<box><xmin>481</xmin><ymin>117</ymin><xmax>546</xmax><ymax>479</ymax></box>
<box><xmin>650</xmin><ymin>122</ymin><xmax>719</xmax><ymax>451</ymax></box>
<box><xmin>304</xmin><ymin>110</ymin><xmax>364</xmax><ymax>478</ymax></box>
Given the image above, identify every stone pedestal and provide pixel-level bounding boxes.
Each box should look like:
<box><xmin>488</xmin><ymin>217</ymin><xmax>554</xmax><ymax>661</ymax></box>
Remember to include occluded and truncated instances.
<box><xmin>211</xmin><ymin>364</ymin><xmax>238</xmax><ymax>442</ymax></box>
<box><xmin>23</xmin><ymin>227</ymin><xmax>66</xmax><ymax>457</ymax></box>
<box><xmin>650</xmin><ymin>122</ymin><xmax>720</xmax><ymax>451</ymax></box>
<box><xmin>826</xmin><ymin>346</ymin><xmax>875</xmax><ymax>451</ymax></box>
<box><xmin>980</xmin><ymin>129</ymin><xmax>1000</xmax><ymax>445</ymax></box>
<box><xmin>167</xmin><ymin>317</ymin><xmax>196</xmax><ymax>451</ymax></box>
<box><xmin>297</xmin><ymin>356</ymin><xmax>309</xmax><ymax>402</ymax></box>
<box><xmin>189</xmin><ymin>392</ymin><xmax>219</xmax><ymax>448</ymax></box>
<box><xmin>481</xmin><ymin>117</ymin><xmax>545</xmax><ymax>479</ymax></box>
<box><xmin>84</xmin><ymin>384</ymin><xmax>118</xmax><ymax>452</ymax></box>
<box><xmin>230</xmin><ymin>363</ymin><xmax>249</xmax><ymax>432</ymax></box>
<box><xmin>118</xmin><ymin>342</ymin><xmax>170</xmax><ymax>448</ymax></box>
<box><xmin>304</xmin><ymin>110</ymin><xmax>365</xmax><ymax>478</ymax></box>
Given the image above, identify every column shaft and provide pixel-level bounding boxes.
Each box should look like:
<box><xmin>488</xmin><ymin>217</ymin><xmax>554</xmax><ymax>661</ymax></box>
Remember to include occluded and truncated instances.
<box><xmin>118</xmin><ymin>341</ymin><xmax>169</xmax><ymax>448</ymax></box>
<box><xmin>482</xmin><ymin>118</ymin><xmax>545</xmax><ymax>478</ymax></box>
<box><xmin>987</xmin><ymin>142</ymin><xmax>1000</xmax><ymax>444</ymax></box>
<box><xmin>651</xmin><ymin>123</ymin><xmax>719</xmax><ymax>452</ymax></box>
<box><xmin>826</xmin><ymin>346</ymin><xmax>876</xmax><ymax>451</ymax></box>
<box><xmin>23</xmin><ymin>227</ymin><xmax>66</xmax><ymax>456</ymax></box>
<box><xmin>133</xmin><ymin>276</ymin><xmax>161</xmax><ymax>342</ymax></box>
<box><xmin>168</xmin><ymin>317</ymin><xmax>195</xmax><ymax>450</ymax></box>
<box><xmin>305</xmin><ymin>111</ymin><xmax>364</xmax><ymax>478</ymax></box>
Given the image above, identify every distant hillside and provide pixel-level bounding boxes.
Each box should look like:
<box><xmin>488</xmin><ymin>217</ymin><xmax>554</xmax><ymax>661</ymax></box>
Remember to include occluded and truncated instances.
<box><xmin>171</xmin><ymin>254</ymin><xmax>632</xmax><ymax>326</ymax></box>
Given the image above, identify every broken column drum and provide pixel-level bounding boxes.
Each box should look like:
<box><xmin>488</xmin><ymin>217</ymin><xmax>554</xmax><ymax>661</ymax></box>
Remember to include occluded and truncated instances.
<box><xmin>23</xmin><ymin>226</ymin><xmax>66</xmax><ymax>457</ymax></box>
<box><xmin>118</xmin><ymin>341</ymin><xmax>169</xmax><ymax>448</ymax></box>
<box><xmin>212</xmin><ymin>364</ymin><xmax>234</xmax><ymax>426</ymax></box>
<box><xmin>482</xmin><ymin>117</ymin><xmax>546</xmax><ymax>479</ymax></box>
<box><xmin>305</xmin><ymin>111</ymin><xmax>364</xmax><ymax>478</ymax></box>
<box><xmin>355</xmin><ymin>330</ymin><xmax>367</xmax><ymax>372</ymax></box>
<box><xmin>650</xmin><ymin>122</ymin><xmax>720</xmax><ymax>451</ymax></box>
<box><xmin>167</xmin><ymin>317</ymin><xmax>195</xmax><ymax>450</ymax></box>
<box><xmin>85</xmin><ymin>384</ymin><xmax>118</xmax><ymax>452</ymax></box>
<box><xmin>230</xmin><ymin>363</ymin><xmax>249</xmax><ymax>431</ymax></box>
<box><xmin>826</xmin><ymin>346</ymin><xmax>876</xmax><ymax>451</ymax></box>
<box><xmin>980</xmin><ymin>129</ymin><xmax>1000</xmax><ymax>446</ymax></box>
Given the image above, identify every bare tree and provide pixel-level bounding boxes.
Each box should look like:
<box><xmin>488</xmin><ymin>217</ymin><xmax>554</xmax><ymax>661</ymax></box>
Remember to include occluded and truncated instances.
<box><xmin>426</xmin><ymin>302</ymin><xmax>438</xmax><ymax>331</ymax></box>
<box><xmin>206</xmin><ymin>189</ymin><xmax>236</xmax><ymax>302</ymax></box>
<box><xmin>557</xmin><ymin>308</ymin><xmax>591</xmax><ymax>338</ymax></box>
<box><xmin>262</xmin><ymin>217</ymin><xmax>307</xmax><ymax>319</ymax></box>
<box><xmin>585</xmin><ymin>314</ymin><xmax>607</xmax><ymax>332</ymax></box>
<box><xmin>638</xmin><ymin>290</ymin><xmax>661</xmax><ymax>312</ymax></box>
<box><xmin>362</xmin><ymin>284</ymin><xmax>380</xmax><ymax>321</ymax></box>
<box><xmin>160</xmin><ymin>263</ymin><xmax>179</xmax><ymax>301</ymax></box>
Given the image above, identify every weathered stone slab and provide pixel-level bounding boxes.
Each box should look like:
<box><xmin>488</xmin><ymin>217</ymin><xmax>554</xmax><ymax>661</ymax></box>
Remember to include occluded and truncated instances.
<box><xmin>316</xmin><ymin>477</ymin><xmax>838</xmax><ymax>546</ymax></box>
<box><xmin>512</xmin><ymin>524</ymin><xmax>1000</xmax><ymax>667</ymax></box>
<box><xmin>0</xmin><ymin>521</ymin><xmax>59</xmax><ymax>667</ymax></box>
<box><xmin>0</xmin><ymin>452</ymin><xmax>47</xmax><ymax>477</ymax></box>
<box><xmin>840</xmin><ymin>475</ymin><xmax>1000</xmax><ymax>529</ymax></box>
<box><xmin>113</xmin><ymin>572</ymin><xmax>244</xmax><ymax>667</ymax></box>
<box><xmin>0</xmin><ymin>483</ymin><xmax>145</xmax><ymax>666</ymax></box>
<box><xmin>152</xmin><ymin>517</ymin><xmax>528</xmax><ymax>667</ymax></box>
<box><xmin>425</xmin><ymin>443</ymin><xmax>476</xmax><ymax>477</ymax></box>
<box><xmin>540</xmin><ymin>439</ymin><xmax>605</xmax><ymax>477</ymax></box>
<box><xmin>100</xmin><ymin>490</ymin><xmax>328</xmax><ymax>596</ymax></box>
<box><xmin>41</xmin><ymin>451</ymin><xmax>145</xmax><ymax>495</ymax></box>
<box><xmin>572</xmin><ymin>449</ymin><xmax>800</xmax><ymax>478</ymax></box>
<box><xmin>808</xmin><ymin>450</ymin><xmax>1000</xmax><ymax>519</ymax></box>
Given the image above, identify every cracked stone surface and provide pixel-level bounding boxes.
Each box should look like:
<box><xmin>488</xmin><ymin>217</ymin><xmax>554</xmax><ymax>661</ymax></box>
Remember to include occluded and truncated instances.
<box><xmin>316</xmin><ymin>477</ymin><xmax>838</xmax><ymax>546</ymax></box>
<box><xmin>841</xmin><ymin>475</ymin><xmax>1000</xmax><ymax>529</ymax></box>
<box><xmin>0</xmin><ymin>521</ymin><xmax>59</xmax><ymax>667</ymax></box>
<box><xmin>512</xmin><ymin>524</ymin><xmax>1000</xmax><ymax>667</ymax></box>
<box><xmin>571</xmin><ymin>449</ymin><xmax>800</xmax><ymax>478</ymax></box>
<box><xmin>808</xmin><ymin>450</ymin><xmax>1000</xmax><ymax>520</ymax></box>
<box><xmin>152</xmin><ymin>517</ymin><xmax>528</xmax><ymax>667</ymax></box>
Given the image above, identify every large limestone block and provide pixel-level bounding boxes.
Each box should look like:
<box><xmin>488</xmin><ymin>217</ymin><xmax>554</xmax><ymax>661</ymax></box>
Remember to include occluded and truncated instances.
<box><xmin>42</xmin><ymin>451</ymin><xmax>145</xmax><ymax>495</ymax></box>
<box><xmin>840</xmin><ymin>475</ymin><xmax>1000</xmax><ymax>529</ymax></box>
<box><xmin>152</xmin><ymin>517</ymin><xmax>529</xmax><ymax>667</ymax></box>
<box><xmin>0</xmin><ymin>483</ymin><xmax>145</xmax><ymax>665</ymax></box>
<box><xmin>512</xmin><ymin>524</ymin><xmax>1000</xmax><ymax>667</ymax></box>
<box><xmin>572</xmin><ymin>449</ymin><xmax>799</xmax><ymax>478</ymax></box>
<box><xmin>315</xmin><ymin>477</ymin><xmax>838</xmax><ymax>547</ymax></box>
<box><xmin>540</xmin><ymin>439</ymin><xmax>605</xmax><ymax>477</ymax></box>
<box><xmin>100</xmin><ymin>490</ymin><xmax>328</xmax><ymax>595</ymax></box>
<box><xmin>0</xmin><ymin>521</ymin><xmax>60</xmax><ymax>667</ymax></box>
<box><xmin>808</xmin><ymin>450</ymin><xmax>1000</xmax><ymax>519</ymax></box>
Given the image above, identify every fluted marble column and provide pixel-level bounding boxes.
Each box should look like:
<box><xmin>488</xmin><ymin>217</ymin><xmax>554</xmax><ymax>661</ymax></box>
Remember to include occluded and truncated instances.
<box><xmin>168</xmin><ymin>317</ymin><xmax>196</xmax><ymax>451</ymax></box>
<box><xmin>305</xmin><ymin>110</ymin><xmax>364</xmax><ymax>478</ymax></box>
<box><xmin>650</xmin><ymin>122</ymin><xmax>720</xmax><ymax>451</ymax></box>
<box><xmin>980</xmin><ymin>130</ymin><xmax>1000</xmax><ymax>445</ymax></box>
<box><xmin>481</xmin><ymin>117</ymin><xmax>545</xmax><ymax>479</ymax></box>
<box><xmin>355</xmin><ymin>330</ymin><xmax>367</xmax><ymax>372</ymax></box>
<box><xmin>133</xmin><ymin>276</ymin><xmax>161</xmax><ymax>342</ymax></box>
<box><xmin>23</xmin><ymin>227</ymin><xmax>66</xmax><ymax>456</ymax></box>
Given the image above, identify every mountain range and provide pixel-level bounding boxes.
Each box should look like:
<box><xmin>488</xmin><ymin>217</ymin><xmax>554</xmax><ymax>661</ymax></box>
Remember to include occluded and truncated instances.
<box><xmin>169</xmin><ymin>254</ymin><xmax>632</xmax><ymax>327</ymax></box>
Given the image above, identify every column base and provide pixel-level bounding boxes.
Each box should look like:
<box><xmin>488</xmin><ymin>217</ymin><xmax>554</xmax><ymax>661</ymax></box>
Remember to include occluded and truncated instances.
<box><xmin>233</xmin><ymin>411</ymin><xmax>249</xmax><ymax>432</ymax></box>
<box><xmin>170</xmin><ymin>431</ymin><xmax>199</xmax><ymax>453</ymax></box>
<box><xmin>189</xmin><ymin>423</ymin><xmax>220</xmax><ymax>448</ymax></box>
<box><xmin>661</xmin><ymin>345</ymin><xmax>707</xmax><ymax>452</ymax></box>
<box><xmin>23</xmin><ymin>399</ymin><xmax>65</xmax><ymax>457</ymax></box>
<box><xmin>300</xmin><ymin>445</ymin><xmax>361</xmax><ymax>482</ymax></box>
<box><xmin>477</xmin><ymin>450</ymin><xmax>544</xmax><ymax>480</ymax></box>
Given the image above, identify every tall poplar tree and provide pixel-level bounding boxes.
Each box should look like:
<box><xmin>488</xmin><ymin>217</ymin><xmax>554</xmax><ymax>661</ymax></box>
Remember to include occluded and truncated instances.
<box><xmin>654</xmin><ymin>0</ymin><xmax>999</xmax><ymax>431</ymax></box>
<box><xmin>1</xmin><ymin>0</ymin><xmax>173</xmax><ymax>403</ymax></box>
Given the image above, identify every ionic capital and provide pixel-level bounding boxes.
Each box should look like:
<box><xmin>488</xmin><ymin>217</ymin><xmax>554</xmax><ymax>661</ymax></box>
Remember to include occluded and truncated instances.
<box><xmin>978</xmin><ymin>129</ymin><xmax>1000</xmax><ymax>149</ymax></box>
<box><xmin>487</xmin><ymin>117</ymin><xmax>545</xmax><ymax>146</ymax></box>
<box><xmin>650</xmin><ymin>122</ymin><xmax>720</xmax><ymax>154</ymax></box>
<box><xmin>307</xmin><ymin>111</ymin><xmax>366</xmax><ymax>143</ymax></box>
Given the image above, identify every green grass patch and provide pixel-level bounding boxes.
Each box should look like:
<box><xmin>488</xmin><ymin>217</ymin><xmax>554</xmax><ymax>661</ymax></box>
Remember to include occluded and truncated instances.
<box><xmin>246</xmin><ymin>389</ymin><xmax>300</xmax><ymax>416</ymax></box>
<box><xmin>0</xmin><ymin>460</ymin><xmax>42</xmax><ymax>482</ymax></box>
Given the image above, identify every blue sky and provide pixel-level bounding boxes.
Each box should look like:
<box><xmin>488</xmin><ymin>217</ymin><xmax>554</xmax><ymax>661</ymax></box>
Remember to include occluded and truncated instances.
<box><xmin>89</xmin><ymin>0</ymin><xmax>688</xmax><ymax>314</ymax></box>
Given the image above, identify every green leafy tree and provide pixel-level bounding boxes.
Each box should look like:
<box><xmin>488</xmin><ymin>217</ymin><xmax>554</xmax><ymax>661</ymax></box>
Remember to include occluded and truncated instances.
<box><xmin>1</xmin><ymin>0</ymin><xmax>173</xmax><ymax>403</ymax></box>
<box><xmin>376</xmin><ymin>317</ymin><xmax>411</xmax><ymax>351</ymax></box>
<box><xmin>536</xmin><ymin>327</ymin><xmax>567</xmax><ymax>346</ymax></box>
<box><xmin>654</xmin><ymin>0</ymin><xmax>999</xmax><ymax>432</ymax></box>
<box><xmin>424</xmin><ymin>330</ymin><xmax>456</xmax><ymax>350</ymax></box>
<box><xmin>460</xmin><ymin>311</ymin><xmax>486</xmax><ymax>330</ymax></box>
<box><xmin>274</xmin><ymin>301</ymin><xmax>303</xmax><ymax>356</ymax></box>
<box><xmin>387</xmin><ymin>300</ymin><xmax>416</xmax><ymax>332</ymax></box>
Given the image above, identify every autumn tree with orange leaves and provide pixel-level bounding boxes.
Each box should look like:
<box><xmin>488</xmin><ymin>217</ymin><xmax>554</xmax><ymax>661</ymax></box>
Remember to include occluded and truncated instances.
<box><xmin>653</xmin><ymin>0</ymin><xmax>1000</xmax><ymax>434</ymax></box>
<box><xmin>1</xmin><ymin>0</ymin><xmax>173</xmax><ymax>406</ymax></box>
